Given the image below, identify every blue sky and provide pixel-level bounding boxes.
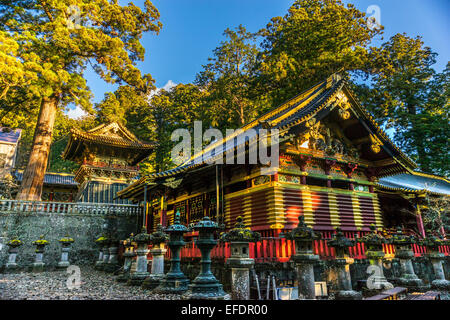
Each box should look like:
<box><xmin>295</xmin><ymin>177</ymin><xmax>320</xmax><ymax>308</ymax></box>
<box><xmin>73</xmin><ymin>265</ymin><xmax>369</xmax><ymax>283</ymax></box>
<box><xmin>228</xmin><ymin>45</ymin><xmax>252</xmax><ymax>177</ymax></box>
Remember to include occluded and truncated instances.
<box><xmin>69</xmin><ymin>0</ymin><xmax>449</xmax><ymax>117</ymax></box>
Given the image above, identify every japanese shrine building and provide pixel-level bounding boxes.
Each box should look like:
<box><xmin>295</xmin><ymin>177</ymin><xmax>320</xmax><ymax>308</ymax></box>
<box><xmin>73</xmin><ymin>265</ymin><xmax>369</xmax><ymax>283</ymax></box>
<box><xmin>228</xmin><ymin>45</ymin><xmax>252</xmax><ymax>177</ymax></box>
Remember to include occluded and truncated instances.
<box><xmin>62</xmin><ymin>122</ymin><xmax>155</xmax><ymax>203</ymax></box>
<box><xmin>117</xmin><ymin>73</ymin><xmax>450</xmax><ymax>238</ymax></box>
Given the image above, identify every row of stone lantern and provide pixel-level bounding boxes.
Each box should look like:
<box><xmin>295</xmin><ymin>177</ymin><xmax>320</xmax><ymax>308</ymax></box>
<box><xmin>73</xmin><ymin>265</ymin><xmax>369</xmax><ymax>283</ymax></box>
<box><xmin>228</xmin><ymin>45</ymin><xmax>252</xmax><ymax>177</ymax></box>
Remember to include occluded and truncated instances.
<box><xmin>284</xmin><ymin>217</ymin><xmax>450</xmax><ymax>300</ymax></box>
<box><xmin>4</xmin><ymin>235</ymin><xmax>75</xmax><ymax>272</ymax></box>
<box><xmin>103</xmin><ymin>212</ymin><xmax>261</xmax><ymax>300</ymax></box>
<box><xmin>95</xmin><ymin>212</ymin><xmax>449</xmax><ymax>300</ymax></box>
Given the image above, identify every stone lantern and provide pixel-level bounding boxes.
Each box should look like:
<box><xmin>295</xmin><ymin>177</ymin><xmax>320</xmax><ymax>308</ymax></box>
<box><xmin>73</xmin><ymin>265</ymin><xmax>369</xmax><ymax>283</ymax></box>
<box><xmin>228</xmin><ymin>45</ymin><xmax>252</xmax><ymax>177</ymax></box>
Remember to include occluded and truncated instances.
<box><xmin>391</xmin><ymin>227</ymin><xmax>427</xmax><ymax>291</ymax></box>
<box><xmin>5</xmin><ymin>239</ymin><xmax>22</xmax><ymax>272</ymax></box>
<box><xmin>57</xmin><ymin>235</ymin><xmax>75</xmax><ymax>269</ymax></box>
<box><xmin>154</xmin><ymin>210</ymin><xmax>190</xmax><ymax>294</ymax></box>
<box><xmin>421</xmin><ymin>234</ymin><xmax>450</xmax><ymax>290</ymax></box>
<box><xmin>105</xmin><ymin>235</ymin><xmax>121</xmax><ymax>273</ymax></box>
<box><xmin>128</xmin><ymin>226</ymin><xmax>152</xmax><ymax>286</ymax></box>
<box><xmin>182</xmin><ymin>216</ymin><xmax>230</xmax><ymax>300</ymax></box>
<box><xmin>32</xmin><ymin>235</ymin><xmax>49</xmax><ymax>272</ymax></box>
<box><xmin>94</xmin><ymin>235</ymin><xmax>109</xmax><ymax>270</ymax></box>
<box><xmin>220</xmin><ymin>216</ymin><xmax>260</xmax><ymax>300</ymax></box>
<box><xmin>116</xmin><ymin>233</ymin><xmax>136</xmax><ymax>283</ymax></box>
<box><xmin>358</xmin><ymin>225</ymin><xmax>393</xmax><ymax>292</ymax></box>
<box><xmin>285</xmin><ymin>215</ymin><xmax>321</xmax><ymax>300</ymax></box>
<box><xmin>327</xmin><ymin>227</ymin><xmax>362</xmax><ymax>300</ymax></box>
<box><xmin>142</xmin><ymin>225</ymin><xmax>169</xmax><ymax>289</ymax></box>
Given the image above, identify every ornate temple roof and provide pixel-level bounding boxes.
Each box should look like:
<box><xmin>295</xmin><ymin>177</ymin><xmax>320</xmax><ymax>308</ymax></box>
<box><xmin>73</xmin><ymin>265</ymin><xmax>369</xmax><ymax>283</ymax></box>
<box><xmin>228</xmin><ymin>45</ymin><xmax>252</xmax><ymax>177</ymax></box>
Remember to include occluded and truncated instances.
<box><xmin>14</xmin><ymin>171</ymin><xmax>77</xmax><ymax>187</ymax></box>
<box><xmin>117</xmin><ymin>72</ymin><xmax>418</xmax><ymax>200</ymax></box>
<box><xmin>62</xmin><ymin>122</ymin><xmax>156</xmax><ymax>166</ymax></box>
<box><xmin>377</xmin><ymin>172</ymin><xmax>450</xmax><ymax>196</ymax></box>
<box><xmin>0</xmin><ymin>127</ymin><xmax>22</xmax><ymax>144</ymax></box>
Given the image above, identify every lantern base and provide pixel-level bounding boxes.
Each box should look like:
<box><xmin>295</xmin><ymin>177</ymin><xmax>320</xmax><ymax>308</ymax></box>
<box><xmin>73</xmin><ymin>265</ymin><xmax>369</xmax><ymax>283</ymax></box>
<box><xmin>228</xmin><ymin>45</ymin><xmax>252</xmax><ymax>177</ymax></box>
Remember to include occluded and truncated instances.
<box><xmin>431</xmin><ymin>279</ymin><xmax>450</xmax><ymax>291</ymax></box>
<box><xmin>57</xmin><ymin>261</ymin><xmax>70</xmax><ymax>269</ymax></box>
<box><xmin>104</xmin><ymin>263</ymin><xmax>120</xmax><ymax>273</ymax></box>
<box><xmin>182</xmin><ymin>282</ymin><xmax>230</xmax><ymax>300</ymax></box>
<box><xmin>5</xmin><ymin>263</ymin><xmax>18</xmax><ymax>273</ymax></box>
<box><xmin>142</xmin><ymin>274</ymin><xmax>164</xmax><ymax>290</ymax></box>
<box><xmin>32</xmin><ymin>262</ymin><xmax>45</xmax><ymax>273</ymax></box>
<box><xmin>127</xmin><ymin>272</ymin><xmax>150</xmax><ymax>286</ymax></box>
<box><xmin>335</xmin><ymin>290</ymin><xmax>362</xmax><ymax>300</ymax></box>
<box><xmin>153</xmin><ymin>276</ymin><xmax>190</xmax><ymax>294</ymax></box>
<box><xmin>396</xmin><ymin>276</ymin><xmax>428</xmax><ymax>292</ymax></box>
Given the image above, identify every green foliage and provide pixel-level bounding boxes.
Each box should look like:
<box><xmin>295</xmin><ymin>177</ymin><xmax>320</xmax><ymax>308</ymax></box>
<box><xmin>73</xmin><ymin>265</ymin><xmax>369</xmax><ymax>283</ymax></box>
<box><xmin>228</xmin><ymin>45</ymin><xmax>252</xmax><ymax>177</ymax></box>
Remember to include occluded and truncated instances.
<box><xmin>2</xmin><ymin>0</ymin><xmax>448</xmax><ymax>181</ymax></box>
<box><xmin>196</xmin><ymin>25</ymin><xmax>261</xmax><ymax>127</ymax></box>
<box><xmin>422</xmin><ymin>194</ymin><xmax>449</xmax><ymax>236</ymax></box>
<box><xmin>258</xmin><ymin>0</ymin><xmax>381</xmax><ymax>105</ymax></box>
<box><xmin>357</xmin><ymin>34</ymin><xmax>448</xmax><ymax>175</ymax></box>
<box><xmin>0</xmin><ymin>1</ymin><xmax>162</xmax><ymax>198</ymax></box>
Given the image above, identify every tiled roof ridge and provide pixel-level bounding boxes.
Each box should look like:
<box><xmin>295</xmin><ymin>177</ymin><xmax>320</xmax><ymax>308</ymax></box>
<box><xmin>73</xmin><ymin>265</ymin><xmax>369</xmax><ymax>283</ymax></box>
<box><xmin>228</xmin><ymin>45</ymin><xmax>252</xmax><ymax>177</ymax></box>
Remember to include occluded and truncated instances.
<box><xmin>69</xmin><ymin>127</ymin><xmax>155</xmax><ymax>149</ymax></box>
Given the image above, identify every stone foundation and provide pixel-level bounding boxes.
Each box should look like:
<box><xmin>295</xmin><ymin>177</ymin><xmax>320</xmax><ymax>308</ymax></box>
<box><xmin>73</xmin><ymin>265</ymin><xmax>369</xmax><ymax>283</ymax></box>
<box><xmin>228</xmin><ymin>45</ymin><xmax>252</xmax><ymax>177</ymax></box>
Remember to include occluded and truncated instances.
<box><xmin>0</xmin><ymin>211</ymin><xmax>139</xmax><ymax>271</ymax></box>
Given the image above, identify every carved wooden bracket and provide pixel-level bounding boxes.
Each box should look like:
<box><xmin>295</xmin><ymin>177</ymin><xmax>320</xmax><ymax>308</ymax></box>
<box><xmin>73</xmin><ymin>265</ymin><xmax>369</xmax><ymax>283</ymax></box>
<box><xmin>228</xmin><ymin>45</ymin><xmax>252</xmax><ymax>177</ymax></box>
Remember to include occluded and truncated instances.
<box><xmin>365</xmin><ymin>167</ymin><xmax>380</xmax><ymax>181</ymax></box>
<box><xmin>323</xmin><ymin>159</ymin><xmax>336</xmax><ymax>175</ymax></box>
<box><xmin>343</xmin><ymin>163</ymin><xmax>358</xmax><ymax>178</ymax></box>
<box><xmin>292</xmin><ymin>154</ymin><xmax>311</xmax><ymax>171</ymax></box>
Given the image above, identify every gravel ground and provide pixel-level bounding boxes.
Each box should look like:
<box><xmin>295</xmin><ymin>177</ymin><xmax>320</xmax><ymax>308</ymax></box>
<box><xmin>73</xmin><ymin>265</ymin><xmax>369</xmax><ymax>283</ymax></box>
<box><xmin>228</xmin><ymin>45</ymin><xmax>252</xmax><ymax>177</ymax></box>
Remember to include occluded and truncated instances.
<box><xmin>0</xmin><ymin>266</ymin><xmax>182</xmax><ymax>300</ymax></box>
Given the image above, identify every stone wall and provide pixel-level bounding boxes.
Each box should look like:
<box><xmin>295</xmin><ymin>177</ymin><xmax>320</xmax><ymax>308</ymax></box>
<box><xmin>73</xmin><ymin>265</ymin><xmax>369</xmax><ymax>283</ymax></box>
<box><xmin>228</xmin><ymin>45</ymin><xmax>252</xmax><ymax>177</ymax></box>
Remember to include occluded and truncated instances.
<box><xmin>0</xmin><ymin>211</ymin><xmax>141</xmax><ymax>271</ymax></box>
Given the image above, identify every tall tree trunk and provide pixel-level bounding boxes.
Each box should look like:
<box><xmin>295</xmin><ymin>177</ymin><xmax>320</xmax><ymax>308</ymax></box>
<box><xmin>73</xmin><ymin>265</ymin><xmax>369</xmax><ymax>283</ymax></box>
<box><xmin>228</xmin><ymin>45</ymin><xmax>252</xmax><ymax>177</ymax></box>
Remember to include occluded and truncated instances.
<box><xmin>16</xmin><ymin>96</ymin><xmax>58</xmax><ymax>201</ymax></box>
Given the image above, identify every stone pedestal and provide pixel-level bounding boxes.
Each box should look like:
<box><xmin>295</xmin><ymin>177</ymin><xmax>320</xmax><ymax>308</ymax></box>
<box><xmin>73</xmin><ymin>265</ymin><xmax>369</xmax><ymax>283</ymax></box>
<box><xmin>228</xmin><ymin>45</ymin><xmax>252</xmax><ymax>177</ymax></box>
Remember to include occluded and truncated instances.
<box><xmin>221</xmin><ymin>217</ymin><xmax>260</xmax><ymax>300</ymax></box>
<box><xmin>32</xmin><ymin>237</ymin><xmax>48</xmax><ymax>272</ymax></box>
<box><xmin>32</xmin><ymin>250</ymin><xmax>45</xmax><ymax>273</ymax></box>
<box><xmin>358</xmin><ymin>225</ymin><xmax>393</xmax><ymax>294</ymax></box>
<box><xmin>293</xmin><ymin>254</ymin><xmax>319</xmax><ymax>300</ymax></box>
<box><xmin>395</xmin><ymin>249</ymin><xmax>428</xmax><ymax>291</ymax></box>
<box><xmin>391</xmin><ymin>228</ymin><xmax>427</xmax><ymax>291</ymax></box>
<box><xmin>117</xmin><ymin>251</ymin><xmax>136</xmax><ymax>283</ymax></box>
<box><xmin>182</xmin><ymin>217</ymin><xmax>229</xmax><ymax>300</ymax></box>
<box><xmin>333</xmin><ymin>258</ymin><xmax>362</xmax><ymax>300</ymax></box>
<box><xmin>142</xmin><ymin>247</ymin><xmax>167</xmax><ymax>289</ymax></box>
<box><xmin>429</xmin><ymin>252</ymin><xmax>450</xmax><ymax>290</ymax></box>
<box><xmin>366</xmin><ymin>250</ymin><xmax>394</xmax><ymax>291</ymax></box>
<box><xmin>128</xmin><ymin>243</ymin><xmax>150</xmax><ymax>285</ymax></box>
<box><xmin>128</xmin><ymin>227</ymin><xmax>151</xmax><ymax>286</ymax></box>
<box><xmin>154</xmin><ymin>212</ymin><xmax>190</xmax><ymax>294</ymax></box>
<box><xmin>230</xmin><ymin>265</ymin><xmax>252</xmax><ymax>300</ymax></box>
<box><xmin>116</xmin><ymin>235</ymin><xmax>136</xmax><ymax>282</ymax></box>
<box><xmin>95</xmin><ymin>249</ymin><xmax>104</xmax><ymax>270</ymax></box>
<box><xmin>98</xmin><ymin>245</ymin><xmax>110</xmax><ymax>271</ymax></box>
<box><xmin>327</xmin><ymin>227</ymin><xmax>362</xmax><ymax>300</ymax></box>
<box><xmin>226</xmin><ymin>255</ymin><xmax>255</xmax><ymax>300</ymax></box>
<box><xmin>285</xmin><ymin>216</ymin><xmax>321</xmax><ymax>300</ymax></box>
<box><xmin>105</xmin><ymin>244</ymin><xmax>120</xmax><ymax>273</ymax></box>
<box><xmin>57</xmin><ymin>245</ymin><xmax>71</xmax><ymax>269</ymax></box>
<box><xmin>94</xmin><ymin>237</ymin><xmax>108</xmax><ymax>270</ymax></box>
<box><xmin>5</xmin><ymin>247</ymin><xmax>19</xmax><ymax>272</ymax></box>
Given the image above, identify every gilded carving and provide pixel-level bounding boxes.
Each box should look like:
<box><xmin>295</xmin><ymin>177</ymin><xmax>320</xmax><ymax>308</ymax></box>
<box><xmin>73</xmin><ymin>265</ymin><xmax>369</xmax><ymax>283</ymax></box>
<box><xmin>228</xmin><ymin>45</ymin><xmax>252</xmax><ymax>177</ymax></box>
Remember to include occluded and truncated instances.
<box><xmin>369</xmin><ymin>134</ymin><xmax>383</xmax><ymax>154</ymax></box>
